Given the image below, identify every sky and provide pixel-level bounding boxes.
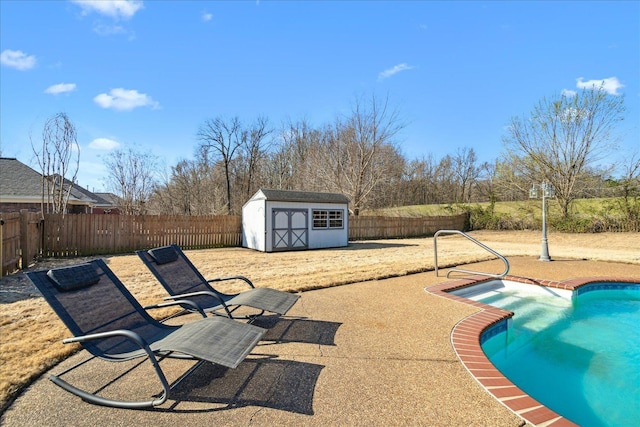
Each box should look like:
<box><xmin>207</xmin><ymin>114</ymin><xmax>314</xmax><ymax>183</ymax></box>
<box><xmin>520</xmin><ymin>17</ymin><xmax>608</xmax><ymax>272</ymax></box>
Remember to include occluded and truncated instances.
<box><xmin>1</xmin><ymin>0</ymin><xmax>638</xmax><ymax>193</ymax></box>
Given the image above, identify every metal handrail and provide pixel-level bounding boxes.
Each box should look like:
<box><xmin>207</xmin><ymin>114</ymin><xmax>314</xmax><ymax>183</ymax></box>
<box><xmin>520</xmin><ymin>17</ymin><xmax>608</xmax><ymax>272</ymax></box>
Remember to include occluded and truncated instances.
<box><xmin>433</xmin><ymin>229</ymin><xmax>510</xmax><ymax>278</ymax></box>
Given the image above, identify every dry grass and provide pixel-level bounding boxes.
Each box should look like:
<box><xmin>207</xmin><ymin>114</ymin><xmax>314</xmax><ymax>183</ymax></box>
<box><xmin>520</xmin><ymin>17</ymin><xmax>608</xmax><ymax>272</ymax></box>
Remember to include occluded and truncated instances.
<box><xmin>1</xmin><ymin>230</ymin><xmax>639</xmax><ymax>412</ymax></box>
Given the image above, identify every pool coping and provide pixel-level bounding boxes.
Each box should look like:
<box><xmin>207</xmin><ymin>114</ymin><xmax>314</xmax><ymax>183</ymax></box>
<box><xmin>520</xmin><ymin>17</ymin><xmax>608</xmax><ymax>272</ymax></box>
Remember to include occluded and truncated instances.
<box><xmin>426</xmin><ymin>274</ymin><xmax>640</xmax><ymax>427</ymax></box>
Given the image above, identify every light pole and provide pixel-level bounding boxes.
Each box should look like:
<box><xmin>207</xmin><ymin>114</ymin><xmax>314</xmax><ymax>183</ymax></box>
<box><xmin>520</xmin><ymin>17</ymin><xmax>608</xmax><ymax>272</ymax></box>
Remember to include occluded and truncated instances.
<box><xmin>529</xmin><ymin>181</ymin><xmax>554</xmax><ymax>261</ymax></box>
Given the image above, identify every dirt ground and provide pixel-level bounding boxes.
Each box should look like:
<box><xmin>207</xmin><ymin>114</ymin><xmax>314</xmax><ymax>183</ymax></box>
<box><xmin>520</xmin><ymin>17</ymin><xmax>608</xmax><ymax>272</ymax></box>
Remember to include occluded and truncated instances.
<box><xmin>3</xmin><ymin>230</ymin><xmax>639</xmax><ymax>305</ymax></box>
<box><xmin>0</xmin><ymin>230</ymin><xmax>639</xmax><ymax>412</ymax></box>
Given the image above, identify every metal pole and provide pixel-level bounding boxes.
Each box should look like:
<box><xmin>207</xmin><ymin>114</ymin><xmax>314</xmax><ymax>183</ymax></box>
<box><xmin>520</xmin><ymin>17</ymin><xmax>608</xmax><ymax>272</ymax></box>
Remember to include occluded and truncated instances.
<box><xmin>539</xmin><ymin>182</ymin><xmax>551</xmax><ymax>261</ymax></box>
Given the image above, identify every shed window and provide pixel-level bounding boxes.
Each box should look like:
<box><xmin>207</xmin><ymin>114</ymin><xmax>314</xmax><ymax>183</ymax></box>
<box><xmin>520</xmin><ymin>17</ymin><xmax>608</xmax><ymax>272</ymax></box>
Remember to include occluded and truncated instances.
<box><xmin>313</xmin><ymin>209</ymin><xmax>344</xmax><ymax>229</ymax></box>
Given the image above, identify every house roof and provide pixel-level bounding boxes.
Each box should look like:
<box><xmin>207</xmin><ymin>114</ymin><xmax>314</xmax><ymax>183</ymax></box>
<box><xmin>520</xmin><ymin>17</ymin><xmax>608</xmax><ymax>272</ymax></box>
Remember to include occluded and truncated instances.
<box><xmin>59</xmin><ymin>177</ymin><xmax>117</xmax><ymax>205</ymax></box>
<box><xmin>255</xmin><ymin>189</ymin><xmax>350</xmax><ymax>204</ymax></box>
<box><xmin>94</xmin><ymin>192</ymin><xmax>122</xmax><ymax>207</ymax></box>
<box><xmin>0</xmin><ymin>157</ymin><xmax>45</xmax><ymax>200</ymax></box>
<box><xmin>0</xmin><ymin>157</ymin><xmax>115</xmax><ymax>207</ymax></box>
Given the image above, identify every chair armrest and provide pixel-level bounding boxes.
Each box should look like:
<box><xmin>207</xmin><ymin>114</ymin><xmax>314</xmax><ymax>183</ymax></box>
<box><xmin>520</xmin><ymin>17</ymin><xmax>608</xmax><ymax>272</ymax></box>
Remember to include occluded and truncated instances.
<box><xmin>208</xmin><ymin>275</ymin><xmax>255</xmax><ymax>289</ymax></box>
<box><xmin>63</xmin><ymin>329</ymin><xmax>153</xmax><ymax>355</ymax></box>
<box><xmin>162</xmin><ymin>291</ymin><xmax>234</xmax><ymax>318</ymax></box>
<box><xmin>144</xmin><ymin>299</ymin><xmax>207</xmax><ymax>318</ymax></box>
<box><xmin>162</xmin><ymin>290</ymin><xmax>226</xmax><ymax>304</ymax></box>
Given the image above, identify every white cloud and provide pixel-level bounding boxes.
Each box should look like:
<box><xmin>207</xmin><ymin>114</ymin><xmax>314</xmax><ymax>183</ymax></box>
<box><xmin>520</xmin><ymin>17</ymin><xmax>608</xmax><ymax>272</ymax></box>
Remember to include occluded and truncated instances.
<box><xmin>561</xmin><ymin>89</ymin><xmax>577</xmax><ymax>97</ymax></box>
<box><xmin>0</xmin><ymin>49</ymin><xmax>37</xmax><ymax>70</ymax></box>
<box><xmin>378</xmin><ymin>63</ymin><xmax>414</xmax><ymax>81</ymax></box>
<box><xmin>71</xmin><ymin>0</ymin><xmax>144</xmax><ymax>20</ymax></box>
<box><xmin>93</xmin><ymin>88</ymin><xmax>160</xmax><ymax>111</ymax></box>
<box><xmin>44</xmin><ymin>83</ymin><xmax>77</xmax><ymax>95</ymax></box>
<box><xmin>576</xmin><ymin>77</ymin><xmax>624</xmax><ymax>96</ymax></box>
<box><xmin>202</xmin><ymin>12</ymin><xmax>213</xmax><ymax>22</ymax></box>
<box><xmin>89</xmin><ymin>137</ymin><xmax>121</xmax><ymax>150</ymax></box>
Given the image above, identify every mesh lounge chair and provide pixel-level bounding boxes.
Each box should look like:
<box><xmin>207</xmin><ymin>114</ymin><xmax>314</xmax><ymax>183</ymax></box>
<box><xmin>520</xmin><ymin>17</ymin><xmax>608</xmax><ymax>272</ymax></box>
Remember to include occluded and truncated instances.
<box><xmin>137</xmin><ymin>244</ymin><xmax>300</xmax><ymax>322</ymax></box>
<box><xmin>26</xmin><ymin>259</ymin><xmax>265</xmax><ymax>409</ymax></box>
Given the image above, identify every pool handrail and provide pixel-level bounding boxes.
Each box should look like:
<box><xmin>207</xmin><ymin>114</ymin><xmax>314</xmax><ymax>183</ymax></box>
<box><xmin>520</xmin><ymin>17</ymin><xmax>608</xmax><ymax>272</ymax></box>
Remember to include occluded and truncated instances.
<box><xmin>433</xmin><ymin>230</ymin><xmax>510</xmax><ymax>278</ymax></box>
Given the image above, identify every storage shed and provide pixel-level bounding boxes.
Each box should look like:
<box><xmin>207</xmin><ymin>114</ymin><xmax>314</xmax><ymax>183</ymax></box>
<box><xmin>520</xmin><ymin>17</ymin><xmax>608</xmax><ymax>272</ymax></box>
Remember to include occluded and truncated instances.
<box><xmin>242</xmin><ymin>189</ymin><xmax>350</xmax><ymax>252</ymax></box>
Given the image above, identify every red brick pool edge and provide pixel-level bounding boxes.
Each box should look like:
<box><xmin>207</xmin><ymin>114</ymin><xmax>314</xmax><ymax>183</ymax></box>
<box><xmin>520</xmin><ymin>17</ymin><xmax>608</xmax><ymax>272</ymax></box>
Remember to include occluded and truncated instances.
<box><xmin>426</xmin><ymin>275</ymin><xmax>640</xmax><ymax>427</ymax></box>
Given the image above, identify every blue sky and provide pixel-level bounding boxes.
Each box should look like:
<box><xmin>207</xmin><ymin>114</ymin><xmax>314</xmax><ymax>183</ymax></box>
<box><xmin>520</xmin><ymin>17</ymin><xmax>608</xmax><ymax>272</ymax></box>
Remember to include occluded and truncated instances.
<box><xmin>1</xmin><ymin>1</ymin><xmax>638</xmax><ymax>193</ymax></box>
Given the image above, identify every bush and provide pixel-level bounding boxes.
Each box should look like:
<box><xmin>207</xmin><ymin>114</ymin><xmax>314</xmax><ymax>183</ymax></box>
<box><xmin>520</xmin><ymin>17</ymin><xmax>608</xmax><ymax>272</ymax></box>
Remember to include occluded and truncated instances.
<box><xmin>466</xmin><ymin>204</ymin><xmax>535</xmax><ymax>231</ymax></box>
<box><xmin>551</xmin><ymin>215</ymin><xmax>596</xmax><ymax>233</ymax></box>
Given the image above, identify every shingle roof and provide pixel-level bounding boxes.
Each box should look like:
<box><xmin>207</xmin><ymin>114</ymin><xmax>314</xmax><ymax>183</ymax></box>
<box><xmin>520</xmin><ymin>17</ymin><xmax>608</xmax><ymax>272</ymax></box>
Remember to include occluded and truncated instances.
<box><xmin>94</xmin><ymin>192</ymin><xmax>122</xmax><ymax>207</ymax></box>
<box><xmin>0</xmin><ymin>157</ymin><xmax>44</xmax><ymax>198</ymax></box>
<box><xmin>258</xmin><ymin>189</ymin><xmax>350</xmax><ymax>204</ymax></box>
<box><xmin>0</xmin><ymin>157</ymin><xmax>115</xmax><ymax>207</ymax></box>
<box><xmin>59</xmin><ymin>176</ymin><xmax>100</xmax><ymax>203</ymax></box>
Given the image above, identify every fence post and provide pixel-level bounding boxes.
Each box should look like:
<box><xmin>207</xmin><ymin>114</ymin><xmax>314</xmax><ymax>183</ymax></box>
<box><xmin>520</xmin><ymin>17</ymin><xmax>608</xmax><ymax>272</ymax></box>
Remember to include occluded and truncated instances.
<box><xmin>20</xmin><ymin>211</ymin><xmax>28</xmax><ymax>269</ymax></box>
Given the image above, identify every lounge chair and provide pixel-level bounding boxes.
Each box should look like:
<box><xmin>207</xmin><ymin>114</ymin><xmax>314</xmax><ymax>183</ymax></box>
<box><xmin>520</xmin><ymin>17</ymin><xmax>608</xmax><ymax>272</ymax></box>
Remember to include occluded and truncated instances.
<box><xmin>26</xmin><ymin>259</ymin><xmax>265</xmax><ymax>409</ymax></box>
<box><xmin>137</xmin><ymin>244</ymin><xmax>300</xmax><ymax>322</ymax></box>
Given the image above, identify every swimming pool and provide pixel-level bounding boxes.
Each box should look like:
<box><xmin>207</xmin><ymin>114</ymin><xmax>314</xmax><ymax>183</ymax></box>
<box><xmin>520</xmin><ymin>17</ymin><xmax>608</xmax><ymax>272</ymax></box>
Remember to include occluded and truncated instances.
<box><xmin>454</xmin><ymin>280</ymin><xmax>640</xmax><ymax>426</ymax></box>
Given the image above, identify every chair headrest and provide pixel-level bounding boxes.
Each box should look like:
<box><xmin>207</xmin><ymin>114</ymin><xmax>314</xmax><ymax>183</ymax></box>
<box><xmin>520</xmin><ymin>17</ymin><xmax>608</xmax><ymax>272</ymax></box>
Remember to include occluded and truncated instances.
<box><xmin>148</xmin><ymin>246</ymin><xmax>179</xmax><ymax>265</ymax></box>
<box><xmin>47</xmin><ymin>263</ymin><xmax>100</xmax><ymax>291</ymax></box>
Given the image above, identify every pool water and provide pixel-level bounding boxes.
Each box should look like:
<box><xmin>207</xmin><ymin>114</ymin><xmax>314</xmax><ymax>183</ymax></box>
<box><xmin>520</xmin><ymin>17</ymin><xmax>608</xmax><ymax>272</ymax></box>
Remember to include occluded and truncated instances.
<box><xmin>479</xmin><ymin>284</ymin><xmax>640</xmax><ymax>427</ymax></box>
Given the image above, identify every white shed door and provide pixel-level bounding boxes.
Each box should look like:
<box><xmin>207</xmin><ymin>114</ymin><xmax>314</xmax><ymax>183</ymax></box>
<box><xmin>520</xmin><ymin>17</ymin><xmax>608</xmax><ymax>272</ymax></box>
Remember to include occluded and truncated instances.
<box><xmin>272</xmin><ymin>209</ymin><xmax>308</xmax><ymax>251</ymax></box>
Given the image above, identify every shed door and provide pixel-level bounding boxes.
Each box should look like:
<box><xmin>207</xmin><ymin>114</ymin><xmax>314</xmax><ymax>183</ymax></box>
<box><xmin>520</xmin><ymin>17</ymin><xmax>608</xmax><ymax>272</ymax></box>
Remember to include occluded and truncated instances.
<box><xmin>272</xmin><ymin>209</ymin><xmax>308</xmax><ymax>251</ymax></box>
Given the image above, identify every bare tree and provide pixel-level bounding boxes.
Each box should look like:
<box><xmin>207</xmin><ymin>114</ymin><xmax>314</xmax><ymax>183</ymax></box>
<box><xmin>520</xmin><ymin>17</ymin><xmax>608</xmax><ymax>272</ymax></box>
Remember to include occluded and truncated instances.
<box><xmin>476</xmin><ymin>160</ymin><xmax>499</xmax><ymax>205</ymax></box>
<box><xmin>152</xmin><ymin>156</ymin><xmax>227</xmax><ymax>215</ymax></box>
<box><xmin>269</xmin><ymin>118</ymin><xmax>321</xmax><ymax>190</ymax></box>
<box><xmin>493</xmin><ymin>154</ymin><xmax>531</xmax><ymax>202</ymax></box>
<box><xmin>452</xmin><ymin>147</ymin><xmax>479</xmax><ymax>203</ymax></box>
<box><xmin>197</xmin><ymin>117</ymin><xmax>242</xmax><ymax>214</ymax></box>
<box><xmin>503</xmin><ymin>86</ymin><xmax>626</xmax><ymax>217</ymax></box>
<box><xmin>240</xmin><ymin>116</ymin><xmax>273</xmax><ymax>198</ymax></box>
<box><xmin>434</xmin><ymin>155</ymin><xmax>457</xmax><ymax>204</ymax></box>
<box><xmin>153</xmin><ymin>159</ymin><xmax>198</xmax><ymax>215</ymax></box>
<box><xmin>400</xmin><ymin>157</ymin><xmax>431</xmax><ymax>206</ymax></box>
<box><xmin>31</xmin><ymin>112</ymin><xmax>80</xmax><ymax>216</ymax></box>
<box><xmin>104</xmin><ymin>148</ymin><xmax>158</xmax><ymax>215</ymax></box>
<box><xmin>401</xmin><ymin>154</ymin><xmax>458</xmax><ymax>205</ymax></box>
<box><xmin>323</xmin><ymin>94</ymin><xmax>406</xmax><ymax>215</ymax></box>
<box><xmin>616</xmin><ymin>150</ymin><xmax>640</xmax><ymax>223</ymax></box>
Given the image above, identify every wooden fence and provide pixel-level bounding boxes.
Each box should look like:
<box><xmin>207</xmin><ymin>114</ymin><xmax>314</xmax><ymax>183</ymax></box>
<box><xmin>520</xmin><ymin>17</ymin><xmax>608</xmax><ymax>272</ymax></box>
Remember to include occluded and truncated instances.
<box><xmin>1</xmin><ymin>211</ymin><xmax>42</xmax><ymax>276</ymax></box>
<box><xmin>42</xmin><ymin>214</ymin><xmax>242</xmax><ymax>257</ymax></box>
<box><xmin>1</xmin><ymin>212</ymin><xmax>468</xmax><ymax>273</ymax></box>
<box><xmin>4</xmin><ymin>209</ymin><xmax>637</xmax><ymax>275</ymax></box>
<box><xmin>348</xmin><ymin>214</ymin><xmax>468</xmax><ymax>240</ymax></box>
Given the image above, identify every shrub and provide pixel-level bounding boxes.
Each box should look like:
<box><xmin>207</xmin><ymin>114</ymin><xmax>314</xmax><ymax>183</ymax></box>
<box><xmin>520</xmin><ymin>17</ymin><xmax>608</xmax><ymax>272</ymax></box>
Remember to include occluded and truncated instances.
<box><xmin>466</xmin><ymin>204</ymin><xmax>534</xmax><ymax>230</ymax></box>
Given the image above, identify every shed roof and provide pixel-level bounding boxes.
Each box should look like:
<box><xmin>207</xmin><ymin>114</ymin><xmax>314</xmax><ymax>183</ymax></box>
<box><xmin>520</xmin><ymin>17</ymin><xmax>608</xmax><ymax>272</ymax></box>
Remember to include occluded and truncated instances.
<box><xmin>255</xmin><ymin>189</ymin><xmax>350</xmax><ymax>204</ymax></box>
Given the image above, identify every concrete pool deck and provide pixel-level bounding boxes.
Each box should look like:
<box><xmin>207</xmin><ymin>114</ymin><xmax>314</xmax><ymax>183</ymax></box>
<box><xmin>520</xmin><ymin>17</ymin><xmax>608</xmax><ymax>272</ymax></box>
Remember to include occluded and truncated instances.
<box><xmin>2</xmin><ymin>256</ymin><xmax>639</xmax><ymax>426</ymax></box>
